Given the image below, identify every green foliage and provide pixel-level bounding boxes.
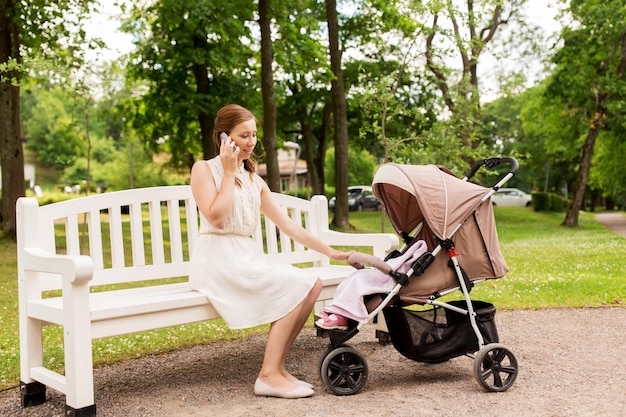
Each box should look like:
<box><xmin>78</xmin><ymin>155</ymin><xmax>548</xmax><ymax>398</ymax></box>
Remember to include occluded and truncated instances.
<box><xmin>101</xmin><ymin>141</ymin><xmax>171</xmax><ymax>190</ymax></box>
<box><xmin>61</xmin><ymin>136</ymin><xmax>118</xmax><ymax>184</ymax></box>
<box><xmin>21</xmin><ymin>85</ymin><xmax>87</xmax><ymax>168</ymax></box>
<box><xmin>284</xmin><ymin>188</ymin><xmax>312</xmax><ymax>200</ymax></box>
<box><xmin>532</xmin><ymin>192</ymin><xmax>569</xmax><ymax>212</ymax></box>
<box><xmin>543</xmin><ymin>0</ymin><xmax>626</xmax><ymax>205</ymax></box>
<box><xmin>324</xmin><ymin>147</ymin><xmax>378</xmax><ymax>188</ymax></box>
<box><xmin>33</xmin><ymin>191</ymin><xmax>80</xmax><ymax>206</ymax></box>
<box><xmin>532</xmin><ymin>192</ymin><xmax>550</xmax><ymax>212</ymax></box>
<box><xmin>589</xmin><ymin>125</ymin><xmax>626</xmax><ymax>207</ymax></box>
<box><xmin>351</xmin><ymin>66</ymin><xmax>438</xmax><ymax>164</ymax></box>
<box><xmin>4</xmin><ymin>0</ymin><xmax>95</xmax><ymax>72</ymax></box>
<box><xmin>550</xmin><ymin>193</ymin><xmax>569</xmax><ymax>212</ymax></box>
<box><xmin>122</xmin><ymin>0</ymin><xmax>259</xmax><ymax>166</ymax></box>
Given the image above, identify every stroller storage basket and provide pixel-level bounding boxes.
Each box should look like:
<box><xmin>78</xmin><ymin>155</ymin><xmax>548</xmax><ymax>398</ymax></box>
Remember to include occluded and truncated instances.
<box><xmin>383</xmin><ymin>300</ymin><xmax>499</xmax><ymax>363</ymax></box>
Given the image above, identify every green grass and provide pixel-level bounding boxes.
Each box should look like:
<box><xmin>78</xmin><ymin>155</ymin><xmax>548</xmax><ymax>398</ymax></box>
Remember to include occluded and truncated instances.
<box><xmin>347</xmin><ymin>208</ymin><xmax>626</xmax><ymax>309</ymax></box>
<box><xmin>0</xmin><ymin>237</ymin><xmax>20</xmax><ymax>390</ymax></box>
<box><xmin>471</xmin><ymin>208</ymin><xmax>626</xmax><ymax>309</ymax></box>
<box><xmin>1</xmin><ymin>207</ymin><xmax>625</xmax><ymax>389</ymax></box>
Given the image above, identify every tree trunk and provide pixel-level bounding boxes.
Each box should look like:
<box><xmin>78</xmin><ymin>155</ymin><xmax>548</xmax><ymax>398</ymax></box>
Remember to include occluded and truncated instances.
<box><xmin>316</xmin><ymin>103</ymin><xmax>331</xmax><ymax>195</ymax></box>
<box><xmin>562</xmin><ymin>113</ymin><xmax>602</xmax><ymax>227</ymax></box>
<box><xmin>563</xmin><ymin>28</ymin><xmax>626</xmax><ymax>226</ymax></box>
<box><xmin>293</xmin><ymin>88</ymin><xmax>327</xmax><ymax>196</ymax></box>
<box><xmin>193</xmin><ymin>35</ymin><xmax>214</xmax><ymax>162</ymax></box>
<box><xmin>325</xmin><ymin>0</ymin><xmax>350</xmax><ymax>229</ymax></box>
<box><xmin>0</xmin><ymin>0</ymin><xmax>25</xmax><ymax>237</ymax></box>
<box><xmin>259</xmin><ymin>0</ymin><xmax>280</xmax><ymax>192</ymax></box>
<box><xmin>301</xmin><ymin>119</ymin><xmax>321</xmax><ymax>194</ymax></box>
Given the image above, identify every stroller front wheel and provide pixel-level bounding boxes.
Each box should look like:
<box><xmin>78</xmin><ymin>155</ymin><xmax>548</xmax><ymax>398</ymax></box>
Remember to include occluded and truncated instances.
<box><xmin>473</xmin><ymin>343</ymin><xmax>518</xmax><ymax>392</ymax></box>
<box><xmin>319</xmin><ymin>345</ymin><xmax>368</xmax><ymax>395</ymax></box>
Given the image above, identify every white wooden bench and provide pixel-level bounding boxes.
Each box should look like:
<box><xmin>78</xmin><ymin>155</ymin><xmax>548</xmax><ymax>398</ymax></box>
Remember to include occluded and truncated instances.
<box><xmin>16</xmin><ymin>185</ymin><xmax>398</xmax><ymax>416</ymax></box>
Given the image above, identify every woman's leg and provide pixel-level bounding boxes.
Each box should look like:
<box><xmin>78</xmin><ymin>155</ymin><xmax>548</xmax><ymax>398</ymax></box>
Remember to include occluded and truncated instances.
<box><xmin>280</xmin><ymin>279</ymin><xmax>322</xmax><ymax>381</ymax></box>
<box><xmin>259</xmin><ymin>279</ymin><xmax>323</xmax><ymax>389</ymax></box>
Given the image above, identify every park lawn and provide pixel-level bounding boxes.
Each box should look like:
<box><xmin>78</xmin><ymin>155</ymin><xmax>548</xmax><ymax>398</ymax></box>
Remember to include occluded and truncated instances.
<box><xmin>1</xmin><ymin>207</ymin><xmax>625</xmax><ymax>389</ymax></box>
<box><xmin>483</xmin><ymin>208</ymin><xmax>626</xmax><ymax>309</ymax></box>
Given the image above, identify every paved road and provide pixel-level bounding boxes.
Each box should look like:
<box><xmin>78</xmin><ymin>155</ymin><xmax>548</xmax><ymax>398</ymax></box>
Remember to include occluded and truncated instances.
<box><xmin>595</xmin><ymin>211</ymin><xmax>626</xmax><ymax>238</ymax></box>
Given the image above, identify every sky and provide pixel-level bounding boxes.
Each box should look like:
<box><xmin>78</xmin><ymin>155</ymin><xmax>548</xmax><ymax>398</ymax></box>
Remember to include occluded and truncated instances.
<box><xmin>478</xmin><ymin>0</ymin><xmax>564</xmax><ymax>100</ymax></box>
<box><xmin>83</xmin><ymin>2</ymin><xmax>134</xmax><ymax>66</ymax></box>
<box><xmin>83</xmin><ymin>1</ymin><xmax>565</xmax><ymax>99</ymax></box>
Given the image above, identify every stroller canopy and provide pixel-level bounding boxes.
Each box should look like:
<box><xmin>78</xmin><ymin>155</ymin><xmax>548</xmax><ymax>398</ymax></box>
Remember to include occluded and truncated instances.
<box><xmin>372</xmin><ymin>163</ymin><xmax>508</xmax><ymax>298</ymax></box>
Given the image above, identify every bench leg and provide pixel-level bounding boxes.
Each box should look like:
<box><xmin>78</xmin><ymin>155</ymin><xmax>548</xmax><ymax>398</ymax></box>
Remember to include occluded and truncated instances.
<box><xmin>65</xmin><ymin>404</ymin><xmax>97</xmax><ymax>417</ymax></box>
<box><xmin>20</xmin><ymin>381</ymin><xmax>46</xmax><ymax>407</ymax></box>
<box><xmin>375</xmin><ymin>312</ymin><xmax>391</xmax><ymax>345</ymax></box>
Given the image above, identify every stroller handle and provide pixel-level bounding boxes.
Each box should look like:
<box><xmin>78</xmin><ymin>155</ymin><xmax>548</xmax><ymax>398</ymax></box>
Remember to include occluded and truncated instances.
<box><xmin>348</xmin><ymin>251</ymin><xmax>391</xmax><ymax>274</ymax></box>
<box><xmin>464</xmin><ymin>157</ymin><xmax>519</xmax><ymax>181</ymax></box>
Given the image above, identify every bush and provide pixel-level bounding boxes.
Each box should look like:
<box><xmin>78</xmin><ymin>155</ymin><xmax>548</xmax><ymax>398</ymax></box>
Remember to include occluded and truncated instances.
<box><xmin>532</xmin><ymin>192</ymin><xmax>549</xmax><ymax>211</ymax></box>
<box><xmin>325</xmin><ymin>186</ymin><xmax>336</xmax><ymax>199</ymax></box>
<box><xmin>533</xmin><ymin>192</ymin><xmax>568</xmax><ymax>212</ymax></box>
<box><xmin>550</xmin><ymin>194</ymin><xmax>569</xmax><ymax>211</ymax></box>
<box><xmin>284</xmin><ymin>188</ymin><xmax>310</xmax><ymax>199</ymax></box>
<box><xmin>34</xmin><ymin>191</ymin><xmax>80</xmax><ymax>206</ymax></box>
<box><xmin>324</xmin><ymin>147</ymin><xmax>377</xmax><ymax>188</ymax></box>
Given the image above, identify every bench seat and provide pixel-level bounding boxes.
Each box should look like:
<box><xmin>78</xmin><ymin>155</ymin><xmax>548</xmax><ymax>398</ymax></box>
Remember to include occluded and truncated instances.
<box><xmin>27</xmin><ymin>264</ymin><xmax>354</xmax><ymax>338</ymax></box>
<box><xmin>16</xmin><ymin>185</ymin><xmax>398</xmax><ymax>416</ymax></box>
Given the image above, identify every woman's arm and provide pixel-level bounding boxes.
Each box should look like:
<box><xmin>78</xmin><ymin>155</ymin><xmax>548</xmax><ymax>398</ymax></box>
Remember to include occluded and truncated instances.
<box><xmin>190</xmin><ymin>136</ymin><xmax>242</xmax><ymax>229</ymax></box>
<box><xmin>190</xmin><ymin>160</ymin><xmax>236</xmax><ymax>230</ymax></box>
<box><xmin>259</xmin><ymin>181</ymin><xmax>352</xmax><ymax>261</ymax></box>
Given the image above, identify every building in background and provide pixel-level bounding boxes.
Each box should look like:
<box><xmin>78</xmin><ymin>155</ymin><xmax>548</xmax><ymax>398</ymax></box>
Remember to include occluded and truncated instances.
<box><xmin>0</xmin><ymin>163</ymin><xmax>36</xmax><ymax>190</ymax></box>
<box><xmin>257</xmin><ymin>142</ymin><xmax>308</xmax><ymax>194</ymax></box>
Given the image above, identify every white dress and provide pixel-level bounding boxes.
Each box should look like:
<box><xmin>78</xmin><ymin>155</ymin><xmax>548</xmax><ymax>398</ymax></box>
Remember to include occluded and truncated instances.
<box><xmin>189</xmin><ymin>157</ymin><xmax>318</xmax><ymax>329</ymax></box>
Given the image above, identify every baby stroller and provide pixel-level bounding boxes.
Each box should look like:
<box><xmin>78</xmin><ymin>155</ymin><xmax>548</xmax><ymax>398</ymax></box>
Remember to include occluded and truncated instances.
<box><xmin>316</xmin><ymin>157</ymin><xmax>520</xmax><ymax>395</ymax></box>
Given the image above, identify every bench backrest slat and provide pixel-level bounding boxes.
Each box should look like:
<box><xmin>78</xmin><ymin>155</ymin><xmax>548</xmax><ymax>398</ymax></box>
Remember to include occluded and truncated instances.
<box><xmin>185</xmin><ymin>198</ymin><xmax>199</xmax><ymax>256</ymax></box>
<box><xmin>264</xmin><ymin>212</ymin><xmax>279</xmax><ymax>254</ymax></box>
<box><xmin>129</xmin><ymin>202</ymin><xmax>145</xmax><ymax>266</ymax></box>
<box><xmin>148</xmin><ymin>200</ymin><xmax>165</xmax><ymax>265</ymax></box>
<box><xmin>109</xmin><ymin>205</ymin><xmax>125</xmax><ymax>268</ymax></box>
<box><xmin>20</xmin><ymin>185</ymin><xmax>329</xmax><ymax>292</ymax></box>
<box><xmin>278</xmin><ymin>206</ymin><xmax>292</xmax><ymax>253</ymax></box>
<box><xmin>88</xmin><ymin>210</ymin><xmax>104</xmax><ymax>269</ymax></box>
<box><xmin>66</xmin><ymin>214</ymin><xmax>80</xmax><ymax>256</ymax></box>
<box><xmin>168</xmin><ymin>199</ymin><xmax>184</xmax><ymax>263</ymax></box>
<box><xmin>293</xmin><ymin>207</ymin><xmax>306</xmax><ymax>252</ymax></box>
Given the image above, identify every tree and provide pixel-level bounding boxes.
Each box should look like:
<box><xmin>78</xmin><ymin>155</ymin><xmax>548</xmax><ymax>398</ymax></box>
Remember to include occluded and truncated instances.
<box><xmin>517</xmin><ymin>80</ymin><xmax>582</xmax><ymax>194</ymax></box>
<box><xmin>0</xmin><ymin>0</ymin><xmax>94</xmax><ymax>235</ymax></box>
<box><xmin>422</xmin><ymin>0</ymin><xmax>529</xmax><ymax>164</ymax></box>
<box><xmin>590</xmin><ymin>130</ymin><xmax>626</xmax><ymax>208</ymax></box>
<box><xmin>273</xmin><ymin>0</ymin><xmax>333</xmax><ymax>196</ymax></box>
<box><xmin>548</xmin><ymin>0</ymin><xmax>626</xmax><ymax>227</ymax></box>
<box><xmin>258</xmin><ymin>0</ymin><xmax>280</xmax><ymax>191</ymax></box>
<box><xmin>123</xmin><ymin>0</ymin><xmax>257</xmax><ymax>169</ymax></box>
<box><xmin>326</xmin><ymin>0</ymin><xmax>350</xmax><ymax>229</ymax></box>
<box><xmin>0</xmin><ymin>0</ymin><xmax>24</xmax><ymax>236</ymax></box>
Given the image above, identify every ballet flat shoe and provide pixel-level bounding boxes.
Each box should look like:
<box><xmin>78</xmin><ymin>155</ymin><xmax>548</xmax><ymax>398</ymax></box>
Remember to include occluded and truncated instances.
<box><xmin>254</xmin><ymin>378</ymin><xmax>314</xmax><ymax>399</ymax></box>
<box><xmin>297</xmin><ymin>380</ymin><xmax>314</xmax><ymax>389</ymax></box>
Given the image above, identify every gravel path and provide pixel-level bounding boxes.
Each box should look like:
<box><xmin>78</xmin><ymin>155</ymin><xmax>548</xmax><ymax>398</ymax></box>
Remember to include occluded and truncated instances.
<box><xmin>2</xmin><ymin>308</ymin><xmax>625</xmax><ymax>417</ymax></box>
<box><xmin>3</xmin><ymin>212</ymin><xmax>625</xmax><ymax>417</ymax></box>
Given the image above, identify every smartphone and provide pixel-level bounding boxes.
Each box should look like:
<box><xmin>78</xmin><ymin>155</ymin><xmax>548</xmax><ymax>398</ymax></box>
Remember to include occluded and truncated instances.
<box><xmin>220</xmin><ymin>132</ymin><xmax>229</xmax><ymax>143</ymax></box>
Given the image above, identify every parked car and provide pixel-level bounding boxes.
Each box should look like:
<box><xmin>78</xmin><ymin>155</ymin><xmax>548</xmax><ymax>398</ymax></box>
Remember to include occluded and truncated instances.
<box><xmin>329</xmin><ymin>186</ymin><xmax>382</xmax><ymax>212</ymax></box>
<box><xmin>491</xmin><ymin>188</ymin><xmax>532</xmax><ymax>207</ymax></box>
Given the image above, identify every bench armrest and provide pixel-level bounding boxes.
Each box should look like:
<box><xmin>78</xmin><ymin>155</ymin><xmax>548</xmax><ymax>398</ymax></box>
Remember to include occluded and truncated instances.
<box><xmin>320</xmin><ymin>229</ymin><xmax>399</xmax><ymax>259</ymax></box>
<box><xmin>23</xmin><ymin>248</ymin><xmax>94</xmax><ymax>285</ymax></box>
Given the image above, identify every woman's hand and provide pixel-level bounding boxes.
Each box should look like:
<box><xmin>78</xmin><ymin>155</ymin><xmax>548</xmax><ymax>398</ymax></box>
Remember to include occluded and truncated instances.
<box><xmin>219</xmin><ymin>134</ymin><xmax>240</xmax><ymax>174</ymax></box>
<box><xmin>328</xmin><ymin>249</ymin><xmax>354</xmax><ymax>261</ymax></box>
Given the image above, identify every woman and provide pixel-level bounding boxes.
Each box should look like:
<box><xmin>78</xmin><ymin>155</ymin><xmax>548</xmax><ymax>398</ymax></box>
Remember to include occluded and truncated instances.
<box><xmin>189</xmin><ymin>104</ymin><xmax>352</xmax><ymax>399</ymax></box>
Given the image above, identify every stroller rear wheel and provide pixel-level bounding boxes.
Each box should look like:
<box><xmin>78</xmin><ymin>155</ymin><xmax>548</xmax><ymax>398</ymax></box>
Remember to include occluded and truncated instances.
<box><xmin>473</xmin><ymin>343</ymin><xmax>518</xmax><ymax>392</ymax></box>
<box><xmin>319</xmin><ymin>345</ymin><xmax>368</xmax><ymax>395</ymax></box>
